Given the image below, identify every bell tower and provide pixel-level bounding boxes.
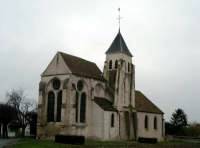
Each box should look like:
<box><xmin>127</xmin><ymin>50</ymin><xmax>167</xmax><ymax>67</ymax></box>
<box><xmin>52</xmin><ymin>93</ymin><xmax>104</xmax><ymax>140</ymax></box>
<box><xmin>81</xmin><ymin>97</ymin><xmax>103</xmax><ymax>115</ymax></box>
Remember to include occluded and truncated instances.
<box><xmin>103</xmin><ymin>30</ymin><xmax>135</xmax><ymax>110</ymax></box>
<box><xmin>103</xmin><ymin>8</ymin><xmax>136</xmax><ymax>140</ymax></box>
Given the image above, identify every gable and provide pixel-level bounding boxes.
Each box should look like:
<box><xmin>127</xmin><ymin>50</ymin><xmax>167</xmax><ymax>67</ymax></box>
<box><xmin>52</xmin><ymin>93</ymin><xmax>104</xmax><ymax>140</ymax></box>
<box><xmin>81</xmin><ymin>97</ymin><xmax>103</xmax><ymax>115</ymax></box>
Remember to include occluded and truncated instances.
<box><xmin>42</xmin><ymin>52</ymin><xmax>71</xmax><ymax>76</ymax></box>
<box><xmin>135</xmin><ymin>90</ymin><xmax>164</xmax><ymax>114</ymax></box>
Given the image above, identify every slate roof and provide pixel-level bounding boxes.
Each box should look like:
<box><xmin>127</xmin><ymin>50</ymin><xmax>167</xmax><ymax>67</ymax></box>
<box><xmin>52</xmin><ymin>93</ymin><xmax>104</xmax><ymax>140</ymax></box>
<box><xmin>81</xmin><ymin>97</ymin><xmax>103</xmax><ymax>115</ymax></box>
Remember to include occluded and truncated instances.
<box><xmin>135</xmin><ymin>90</ymin><xmax>164</xmax><ymax>114</ymax></box>
<box><xmin>106</xmin><ymin>30</ymin><xmax>133</xmax><ymax>57</ymax></box>
<box><xmin>94</xmin><ymin>97</ymin><xmax>117</xmax><ymax>112</ymax></box>
<box><xmin>59</xmin><ymin>52</ymin><xmax>104</xmax><ymax>81</ymax></box>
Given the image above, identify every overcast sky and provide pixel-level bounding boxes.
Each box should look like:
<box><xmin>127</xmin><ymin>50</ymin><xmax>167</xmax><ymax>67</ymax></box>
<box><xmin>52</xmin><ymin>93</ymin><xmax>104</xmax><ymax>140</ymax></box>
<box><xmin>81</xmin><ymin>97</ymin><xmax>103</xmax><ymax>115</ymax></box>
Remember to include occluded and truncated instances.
<box><xmin>0</xmin><ymin>0</ymin><xmax>200</xmax><ymax>122</ymax></box>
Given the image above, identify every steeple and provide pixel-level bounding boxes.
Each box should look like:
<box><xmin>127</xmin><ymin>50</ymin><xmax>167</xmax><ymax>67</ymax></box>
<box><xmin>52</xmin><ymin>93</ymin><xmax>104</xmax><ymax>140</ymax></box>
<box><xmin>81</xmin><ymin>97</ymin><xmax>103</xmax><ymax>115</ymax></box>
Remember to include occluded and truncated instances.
<box><xmin>105</xmin><ymin>8</ymin><xmax>132</xmax><ymax>57</ymax></box>
<box><xmin>105</xmin><ymin>31</ymin><xmax>133</xmax><ymax>57</ymax></box>
<box><xmin>103</xmin><ymin>8</ymin><xmax>135</xmax><ymax>110</ymax></box>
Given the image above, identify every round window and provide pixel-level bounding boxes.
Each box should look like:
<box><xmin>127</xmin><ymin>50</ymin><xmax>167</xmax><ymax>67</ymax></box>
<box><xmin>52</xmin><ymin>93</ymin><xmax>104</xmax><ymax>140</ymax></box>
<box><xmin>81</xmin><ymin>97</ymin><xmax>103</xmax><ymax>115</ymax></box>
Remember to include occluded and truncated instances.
<box><xmin>52</xmin><ymin>78</ymin><xmax>61</xmax><ymax>90</ymax></box>
<box><xmin>77</xmin><ymin>80</ymin><xmax>83</xmax><ymax>91</ymax></box>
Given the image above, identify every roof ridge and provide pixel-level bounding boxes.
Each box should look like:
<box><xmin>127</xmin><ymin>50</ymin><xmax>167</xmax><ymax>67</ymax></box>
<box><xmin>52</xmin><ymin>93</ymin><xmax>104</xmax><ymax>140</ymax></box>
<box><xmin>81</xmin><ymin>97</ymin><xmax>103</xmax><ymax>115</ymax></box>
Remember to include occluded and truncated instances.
<box><xmin>58</xmin><ymin>51</ymin><xmax>97</xmax><ymax>65</ymax></box>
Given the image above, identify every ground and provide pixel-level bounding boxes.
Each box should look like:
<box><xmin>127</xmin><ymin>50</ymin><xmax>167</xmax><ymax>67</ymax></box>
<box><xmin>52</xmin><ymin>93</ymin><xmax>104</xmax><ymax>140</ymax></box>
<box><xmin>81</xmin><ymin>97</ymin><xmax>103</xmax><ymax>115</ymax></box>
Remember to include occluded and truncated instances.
<box><xmin>0</xmin><ymin>138</ymin><xmax>18</xmax><ymax>148</ymax></box>
<box><xmin>7</xmin><ymin>138</ymin><xmax>200</xmax><ymax>148</ymax></box>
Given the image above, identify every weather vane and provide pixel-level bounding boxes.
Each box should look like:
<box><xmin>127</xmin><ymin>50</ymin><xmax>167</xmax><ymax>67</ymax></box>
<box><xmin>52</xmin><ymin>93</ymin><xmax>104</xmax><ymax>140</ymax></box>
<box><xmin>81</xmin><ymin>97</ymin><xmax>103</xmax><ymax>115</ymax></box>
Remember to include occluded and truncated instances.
<box><xmin>117</xmin><ymin>7</ymin><xmax>122</xmax><ymax>31</ymax></box>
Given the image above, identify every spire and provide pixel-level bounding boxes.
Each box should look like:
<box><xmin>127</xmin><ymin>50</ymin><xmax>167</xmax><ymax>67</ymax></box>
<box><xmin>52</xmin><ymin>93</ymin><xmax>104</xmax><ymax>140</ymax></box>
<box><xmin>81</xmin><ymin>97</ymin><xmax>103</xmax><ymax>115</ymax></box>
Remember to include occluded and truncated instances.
<box><xmin>106</xmin><ymin>31</ymin><xmax>133</xmax><ymax>57</ymax></box>
<box><xmin>117</xmin><ymin>7</ymin><xmax>122</xmax><ymax>31</ymax></box>
<box><xmin>105</xmin><ymin>8</ymin><xmax>132</xmax><ymax>57</ymax></box>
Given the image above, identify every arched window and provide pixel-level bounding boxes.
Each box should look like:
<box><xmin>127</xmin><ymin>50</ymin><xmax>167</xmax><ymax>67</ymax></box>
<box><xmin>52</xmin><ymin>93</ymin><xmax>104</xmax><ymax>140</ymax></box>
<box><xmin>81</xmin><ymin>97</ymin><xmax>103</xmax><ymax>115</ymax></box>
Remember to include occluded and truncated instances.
<box><xmin>109</xmin><ymin>60</ymin><xmax>112</xmax><ymax>69</ymax></box>
<box><xmin>80</xmin><ymin>93</ymin><xmax>86</xmax><ymax>123</ymax></box>
<box><xmin>56</xmin><ymin>91</ymin><xmax>62</xmax><ymax>122</ymax></box>
<box><xmin>75</xmin><ymin>91</ymin><xmax>79</xmax><ymax>122</ymax></box>
<box><xmin>145</xmin><ymin>115</ymin><xmax>148</xmax><ymax>129</ymax></box>
<box><xmin>128</xmin><ymin>63</ymin><xmax>130</xmax><ymax>72</ymax></box>
<box><xmin>47</xmin><ymin>91</ymin><xmax>55</xmax><ymax>122</ymax></box>
<box><xmin>115</xmin><ymin>60</ymin><xmax>118</xmax><ymax>69</ymax></box>
<box><xmin>154</xmin><ymin>117</ymin><xmax>157</xmax><ymax>130</ymax></box>
<box><xmin>111</xmin><ymin>113</ymin><xmax>114</xmax><ymax>127</ymax></box>
<box><xmin>52</xmin><ymin>78</ymin><xmax>61</xmax><ymax>90</ymax></box>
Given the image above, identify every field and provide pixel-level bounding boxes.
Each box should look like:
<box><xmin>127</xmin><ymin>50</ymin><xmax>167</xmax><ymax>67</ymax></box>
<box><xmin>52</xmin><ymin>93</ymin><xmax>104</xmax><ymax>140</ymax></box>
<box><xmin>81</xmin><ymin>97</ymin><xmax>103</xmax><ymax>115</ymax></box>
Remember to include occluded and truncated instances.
<box><xmin>11</xmin><ymin>138</ymin><xmax>200</xmax><ymax>148</ymax></box>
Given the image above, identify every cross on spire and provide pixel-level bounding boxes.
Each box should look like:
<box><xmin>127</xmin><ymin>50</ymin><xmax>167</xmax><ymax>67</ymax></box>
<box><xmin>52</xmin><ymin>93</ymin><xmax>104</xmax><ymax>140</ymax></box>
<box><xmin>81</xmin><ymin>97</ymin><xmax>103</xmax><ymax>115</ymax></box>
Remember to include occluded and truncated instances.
<box><xmin>117</xmin><ymin>7</ymin><xmax>122</xmax><ymax>31</ymax></box>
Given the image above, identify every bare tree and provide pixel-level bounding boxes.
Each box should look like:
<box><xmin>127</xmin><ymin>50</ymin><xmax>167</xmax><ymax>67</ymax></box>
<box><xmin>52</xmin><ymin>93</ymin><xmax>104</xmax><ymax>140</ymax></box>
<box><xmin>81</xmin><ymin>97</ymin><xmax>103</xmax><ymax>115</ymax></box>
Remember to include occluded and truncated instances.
<box><xmin>6</xmin><ymin>89</ymin><xmax>36</xmax><ymax>137</ymax></box>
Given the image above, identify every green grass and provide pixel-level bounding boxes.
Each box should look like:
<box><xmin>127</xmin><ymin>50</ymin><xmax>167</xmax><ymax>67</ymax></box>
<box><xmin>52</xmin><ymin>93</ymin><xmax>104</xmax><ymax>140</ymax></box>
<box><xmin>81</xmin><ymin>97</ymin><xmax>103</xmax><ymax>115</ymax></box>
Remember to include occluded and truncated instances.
<box><xmin>12</xmin><ymin>138</ymin><xmax>134</xmax><ymax>148</ymax></box>
<box><xmin>11</xmin><ymin>138</ymin><xmax>200</xmax><ymax>148</ymax></box>
<box><xmin>12</xmin><ymin>138</ymin><xmax>65</xmax><ymax>148</ymax></box>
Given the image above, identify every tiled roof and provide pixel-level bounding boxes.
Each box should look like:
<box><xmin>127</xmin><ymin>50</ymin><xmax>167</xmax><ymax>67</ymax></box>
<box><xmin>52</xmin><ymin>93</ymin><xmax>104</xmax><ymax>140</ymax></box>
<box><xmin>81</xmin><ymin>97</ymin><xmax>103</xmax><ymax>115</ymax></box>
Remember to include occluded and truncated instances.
<box><xmin>135</xmin><ymin>90</ymin><xmax>164</xmax><ymax>114</ymax></box>
<box><xmin>59</xmin><ymin>52</ymin><xmax>104</xmax><ymax>81</ymax></box>
<box><xmin>94</xmin><ymin>97</ymin><xmax>117</xmax><ymax>112</ymax></box>
<box><xmin>106</xmin><ymin>31</ymin><xmax>133</xmax><ymax>57</ymax></box>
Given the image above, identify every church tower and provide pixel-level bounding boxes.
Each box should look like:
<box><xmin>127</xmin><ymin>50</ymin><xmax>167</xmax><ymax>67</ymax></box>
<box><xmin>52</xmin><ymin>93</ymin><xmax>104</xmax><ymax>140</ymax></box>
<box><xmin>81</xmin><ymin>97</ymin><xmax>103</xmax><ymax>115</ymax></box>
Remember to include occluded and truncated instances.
<box><xmin>103</xmin><ymin>30</ymin><xmax>135</xmax><ymax>110</ymax></box>
<box><xmin>103</xmin><ymin>30</ymin><xmax>136</xmax><ymax>140</ymax></box>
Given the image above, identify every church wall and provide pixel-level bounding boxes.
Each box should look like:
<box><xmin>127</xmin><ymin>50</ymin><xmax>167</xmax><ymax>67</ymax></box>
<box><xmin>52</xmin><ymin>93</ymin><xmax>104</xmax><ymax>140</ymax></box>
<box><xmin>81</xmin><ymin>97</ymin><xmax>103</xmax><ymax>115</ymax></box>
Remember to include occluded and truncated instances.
<box><xmin>118</xmin><ymin>111</ymin><xmax>129</xmax><ymax>140</ymax></box>
<box><xmin>104</xmin><ymin>53</ymin><xmax>136</xmax><ymax>141</ymax></box>
<box><xmin>37</xmin><ymin>72</ymin><xmax>108</xmax><ymax>139</ymax></box>
<box><xmin>37</xmin><ymin>74</ymin><xmax>71</xmax><ymax>139</ymax></box>
<box><xmin>113</xmin><ymin>60</ymin><xmax>133</xmax><ymax>109</ymax></box>
<box><xmin>73</xmin><ymin>75</ymin><xmax>106</xmax><ymax>133</ymax></box>
<box><xmin>59</xmin><ymin>75</ymin><xmax>106</xmax><ymax>138</ymax></box>
<box><xmin>89</xmin><ymin>101</ymin><xmax>104</xmax><ymax>140</ymax></box>
<box><xmin>104</xmin><ymin>53</ymin><xmax>135</xmax><ymax>110</ymax></box>
<box><xmin>103</xmin><ymin>111</ymin><xmax>119</xmax><ymax>140</ymax></box>
<box><xmin>136</xmin><ymin>112</ymin><xmax>164</xmax><ymax>141</ymax></box>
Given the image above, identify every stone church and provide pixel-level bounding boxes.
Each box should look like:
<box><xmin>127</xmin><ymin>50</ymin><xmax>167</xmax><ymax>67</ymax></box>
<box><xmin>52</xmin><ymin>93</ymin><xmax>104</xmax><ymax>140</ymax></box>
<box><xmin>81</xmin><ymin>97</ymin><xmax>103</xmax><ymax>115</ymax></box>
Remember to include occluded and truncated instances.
<box><xmin>37</xmin><ymin>30</ymin><xmax>165</xmax><ymax>141</ymax></box>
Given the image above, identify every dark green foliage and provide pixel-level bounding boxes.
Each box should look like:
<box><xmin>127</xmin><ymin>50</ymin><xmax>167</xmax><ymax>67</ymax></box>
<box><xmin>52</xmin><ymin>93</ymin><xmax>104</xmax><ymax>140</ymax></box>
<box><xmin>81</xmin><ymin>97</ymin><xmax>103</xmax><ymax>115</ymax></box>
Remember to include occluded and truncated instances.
<box><xmin>171</xmin><ymin>108</ymin><xmax>188</xmax><ymax>128</ymax></box>
<box><xmin>165</xmin><ymin>108</ymin><xmax>188</xmax><ymax>135</ymax></box>
<box><xmin>0</xmin><ymin>103</ymin><xmax>18</xmax><ymax>138</ymax></box>
<box><xmin>170</xmin><ymin>108</ymin><xmax>187</xmax><ymax>135</ymax></box>
<box><xmin>182</xmin><ymin>123</ymin><xmax>200</xmax><ymax>137</ymax></box>
<box><xmin>165</xmin><ymin>122</ymin><xmax>174</xmax><ymax>135</ymax></box>
<box><xmin>26</xmin><ymin>111</ymin><xmax>37</xmax><ymax>136</ymax></box>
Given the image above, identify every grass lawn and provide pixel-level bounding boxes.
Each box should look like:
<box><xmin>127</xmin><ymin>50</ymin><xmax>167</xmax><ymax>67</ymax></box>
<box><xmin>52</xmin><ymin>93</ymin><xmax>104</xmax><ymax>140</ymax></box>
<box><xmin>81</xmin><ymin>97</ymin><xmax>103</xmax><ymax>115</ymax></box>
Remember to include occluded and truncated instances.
<box><xmin>11</xmin><ymin>138</ymin><xmax>200</xmax><ymax>148</ymax></box>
